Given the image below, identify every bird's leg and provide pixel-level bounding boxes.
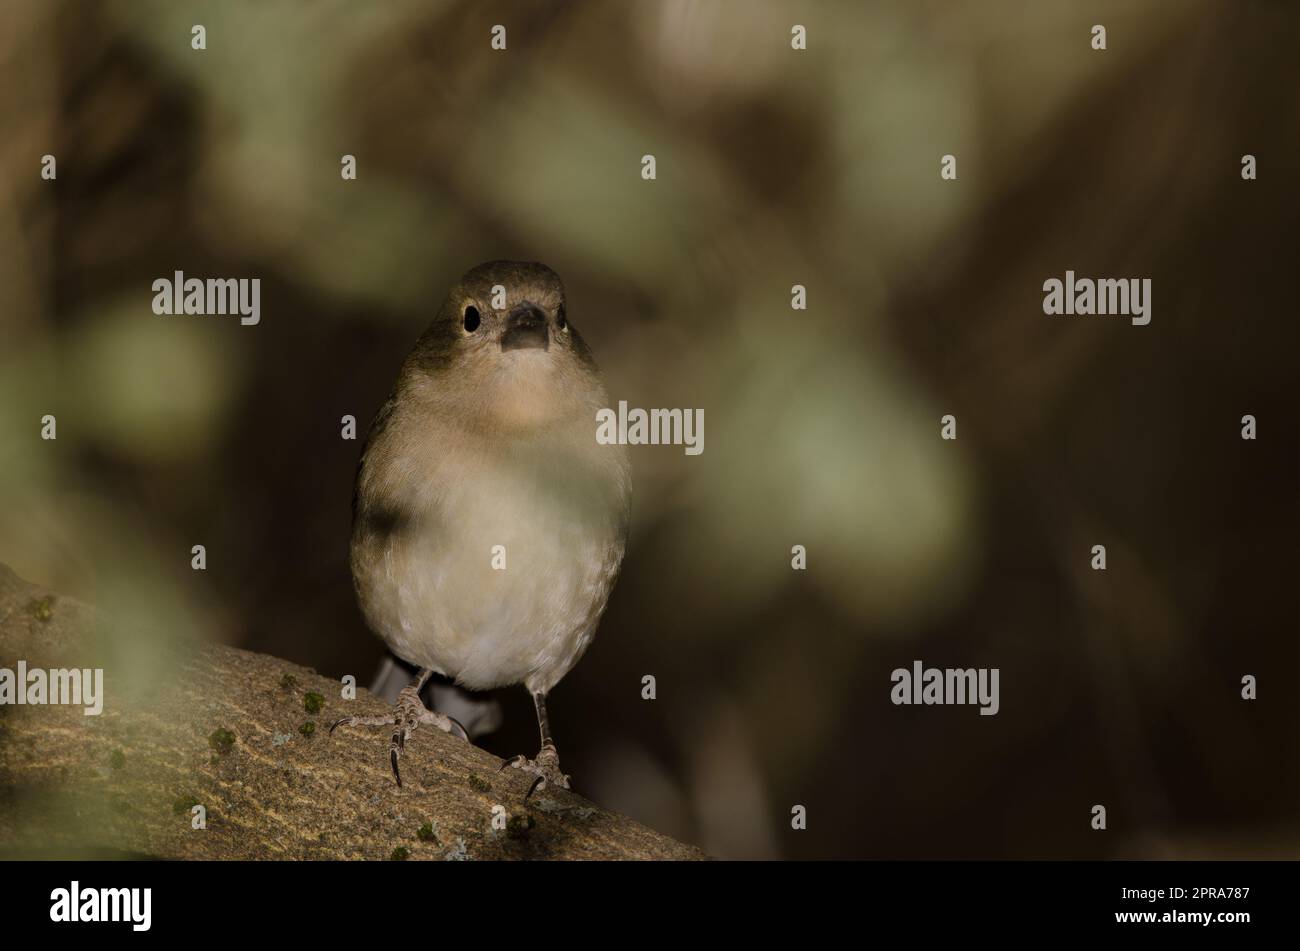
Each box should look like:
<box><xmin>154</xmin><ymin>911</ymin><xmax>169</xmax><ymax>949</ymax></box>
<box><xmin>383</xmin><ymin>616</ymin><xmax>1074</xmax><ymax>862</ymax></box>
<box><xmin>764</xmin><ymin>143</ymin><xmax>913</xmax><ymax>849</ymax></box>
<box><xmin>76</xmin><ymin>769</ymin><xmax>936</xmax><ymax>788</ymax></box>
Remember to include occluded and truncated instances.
<box><xmin>499</xmin><ymin>690</ymin><xmax>570</xmax><ymax>798</ymax></box>
<box><xmin>330</xmin><ymin>667</ymin><xmax>467</xmax><ymax>788</ymax></box>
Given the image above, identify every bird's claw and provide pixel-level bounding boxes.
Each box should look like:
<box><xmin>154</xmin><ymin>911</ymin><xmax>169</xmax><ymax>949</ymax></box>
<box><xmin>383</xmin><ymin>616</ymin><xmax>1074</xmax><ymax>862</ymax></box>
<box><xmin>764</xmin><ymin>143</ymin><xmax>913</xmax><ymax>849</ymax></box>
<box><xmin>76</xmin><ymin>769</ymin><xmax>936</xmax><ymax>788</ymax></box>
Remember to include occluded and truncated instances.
<box><xmin>500</xmin><ymin>746</ymin><xmax>570</xmax><ymax>799</ymax></box>
<box><xmin>330</xmin><ymin>683</ymin><xmax>467</xmax><ymax>788</ymax></box>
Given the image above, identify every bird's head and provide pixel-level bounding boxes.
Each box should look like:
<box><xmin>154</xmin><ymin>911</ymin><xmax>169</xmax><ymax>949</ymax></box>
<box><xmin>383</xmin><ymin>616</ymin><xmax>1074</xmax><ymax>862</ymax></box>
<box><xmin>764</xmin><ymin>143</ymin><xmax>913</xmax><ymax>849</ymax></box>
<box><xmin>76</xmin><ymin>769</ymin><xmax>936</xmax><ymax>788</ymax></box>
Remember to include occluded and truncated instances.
<box><xmin>404</xmin><ymin>261</ymin><xmax>608</xmax><ymax>433</ymax></box>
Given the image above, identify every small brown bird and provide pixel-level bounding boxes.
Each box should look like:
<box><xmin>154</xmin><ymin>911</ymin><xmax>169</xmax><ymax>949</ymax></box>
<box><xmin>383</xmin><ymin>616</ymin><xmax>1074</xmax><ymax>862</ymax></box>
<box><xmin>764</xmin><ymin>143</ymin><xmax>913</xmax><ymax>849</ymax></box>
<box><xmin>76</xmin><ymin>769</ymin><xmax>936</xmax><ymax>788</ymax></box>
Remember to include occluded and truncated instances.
<box><xmin>333</xmin><ymin>261</ymin><xmax>631</xmax><ymax>795</ymax></box>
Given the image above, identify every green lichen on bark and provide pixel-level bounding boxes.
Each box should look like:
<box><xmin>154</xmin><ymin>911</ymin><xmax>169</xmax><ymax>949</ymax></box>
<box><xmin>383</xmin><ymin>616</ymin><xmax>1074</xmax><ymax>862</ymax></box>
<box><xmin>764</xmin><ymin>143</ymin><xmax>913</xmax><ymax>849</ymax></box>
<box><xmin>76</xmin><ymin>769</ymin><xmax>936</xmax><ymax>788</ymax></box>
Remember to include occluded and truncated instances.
<box><xmin>208</xmin><ymin>728</ymin><xmax>236</xmax><ymax>755</ymax></box>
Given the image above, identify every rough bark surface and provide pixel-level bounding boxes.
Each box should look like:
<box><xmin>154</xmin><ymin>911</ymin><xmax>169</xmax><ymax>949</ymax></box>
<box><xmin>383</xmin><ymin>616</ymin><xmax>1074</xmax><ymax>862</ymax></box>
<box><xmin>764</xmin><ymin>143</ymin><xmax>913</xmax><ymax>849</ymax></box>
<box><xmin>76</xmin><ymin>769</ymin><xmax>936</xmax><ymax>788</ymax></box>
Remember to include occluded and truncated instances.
<box><xmin>0</xmin><ymin>564</ymin><xmax>705</xmax><ymax>860</ymax></box>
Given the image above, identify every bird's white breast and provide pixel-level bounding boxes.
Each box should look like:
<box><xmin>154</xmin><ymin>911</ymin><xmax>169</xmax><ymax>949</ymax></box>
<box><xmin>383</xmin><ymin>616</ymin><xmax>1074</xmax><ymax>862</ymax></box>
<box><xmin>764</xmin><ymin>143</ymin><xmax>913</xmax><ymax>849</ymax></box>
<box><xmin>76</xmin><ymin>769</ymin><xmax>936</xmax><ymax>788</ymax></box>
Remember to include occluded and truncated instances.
<box><xmin>351</xmin><ymin>407</ymin><xmax>629</xmax><ymax>695</ymax></box>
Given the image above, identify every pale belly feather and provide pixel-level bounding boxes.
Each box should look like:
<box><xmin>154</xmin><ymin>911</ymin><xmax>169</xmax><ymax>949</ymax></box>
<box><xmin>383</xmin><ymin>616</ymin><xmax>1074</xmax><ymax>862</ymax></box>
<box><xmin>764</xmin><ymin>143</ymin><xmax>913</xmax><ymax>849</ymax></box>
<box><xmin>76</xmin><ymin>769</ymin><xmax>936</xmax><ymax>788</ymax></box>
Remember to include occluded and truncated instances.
<box><xmin>352</xmin><ymin>430</ymin><xmax>627</xmax><ymax>695</ymax></box>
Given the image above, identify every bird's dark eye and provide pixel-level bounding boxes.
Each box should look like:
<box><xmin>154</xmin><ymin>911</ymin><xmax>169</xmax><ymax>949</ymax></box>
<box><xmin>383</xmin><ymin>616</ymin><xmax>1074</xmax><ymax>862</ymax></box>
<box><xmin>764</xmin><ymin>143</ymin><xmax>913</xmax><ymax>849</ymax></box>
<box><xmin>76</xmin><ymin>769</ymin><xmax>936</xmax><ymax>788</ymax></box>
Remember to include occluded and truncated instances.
<box><xmin>463</xmin><ymin>305</ymin><xmax>481</xmax><ymax>333</ymax></box>
<box><xmin>556</xmin><ymin>304</ymin><xmax>567</xmax><ymax>331</ymax></box>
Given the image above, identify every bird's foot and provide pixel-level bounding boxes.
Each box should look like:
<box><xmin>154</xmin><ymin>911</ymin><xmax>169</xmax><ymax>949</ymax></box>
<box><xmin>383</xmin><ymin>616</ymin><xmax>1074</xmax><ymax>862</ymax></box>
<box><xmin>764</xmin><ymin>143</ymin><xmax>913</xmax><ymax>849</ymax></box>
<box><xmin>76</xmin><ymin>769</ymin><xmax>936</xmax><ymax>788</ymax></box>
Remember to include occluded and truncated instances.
<box><xmin>499</xmin><ymin>745</ymin><xmax>570</xmax><ymax>799</ymax></box>
<box><xmin>330</xmin><ymin>685</ymin><xmax>467</xmax><ymax>788</ymax></box>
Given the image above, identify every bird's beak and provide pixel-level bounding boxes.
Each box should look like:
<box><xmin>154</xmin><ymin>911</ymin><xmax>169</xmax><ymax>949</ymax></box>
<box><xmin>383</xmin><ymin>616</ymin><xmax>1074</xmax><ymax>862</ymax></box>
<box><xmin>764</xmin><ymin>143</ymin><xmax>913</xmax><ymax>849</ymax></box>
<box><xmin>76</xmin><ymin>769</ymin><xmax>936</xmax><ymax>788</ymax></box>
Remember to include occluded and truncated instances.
<box><xmin>500</xmin><ymin>303</ymin><xmax>549</xmax><ymax>352</ymax></box>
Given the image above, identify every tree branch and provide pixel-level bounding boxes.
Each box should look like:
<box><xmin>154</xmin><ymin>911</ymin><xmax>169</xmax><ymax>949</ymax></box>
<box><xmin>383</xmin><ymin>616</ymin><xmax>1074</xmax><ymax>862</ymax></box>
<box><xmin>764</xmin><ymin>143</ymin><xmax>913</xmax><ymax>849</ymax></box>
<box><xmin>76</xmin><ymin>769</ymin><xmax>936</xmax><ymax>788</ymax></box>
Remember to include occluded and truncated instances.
<box><xmin>0</xmin><ymin>563</ymin><xmax>705</xmax><ymax>860</ymax></box>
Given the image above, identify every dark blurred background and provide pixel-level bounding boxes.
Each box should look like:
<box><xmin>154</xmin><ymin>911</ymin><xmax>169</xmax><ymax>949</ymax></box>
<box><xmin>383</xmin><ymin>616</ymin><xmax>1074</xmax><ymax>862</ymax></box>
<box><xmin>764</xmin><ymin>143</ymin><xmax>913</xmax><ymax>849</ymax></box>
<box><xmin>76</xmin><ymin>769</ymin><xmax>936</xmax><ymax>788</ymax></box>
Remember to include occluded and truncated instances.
<box><xmin>2</xmin><ymin>0</ymin><xmax>1298</xmax><ymax>858</ymax></box>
